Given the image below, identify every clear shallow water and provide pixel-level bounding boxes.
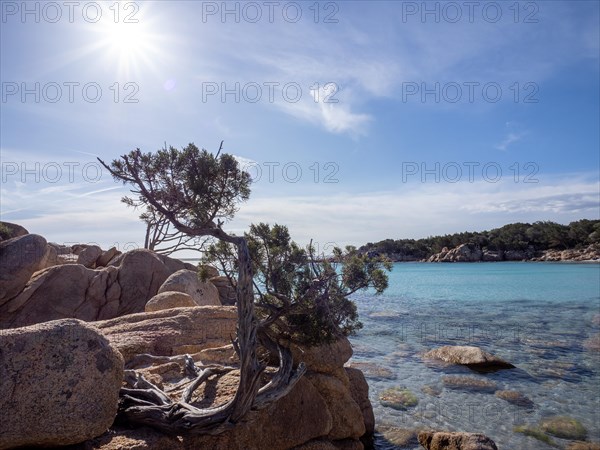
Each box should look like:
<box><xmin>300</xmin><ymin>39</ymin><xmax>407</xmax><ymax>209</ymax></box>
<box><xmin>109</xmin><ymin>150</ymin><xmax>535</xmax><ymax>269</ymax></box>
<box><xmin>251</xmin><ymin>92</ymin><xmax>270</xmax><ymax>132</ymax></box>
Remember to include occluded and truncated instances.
<box><xmin>349</xmin><ymin>262</ymin><xmax>600</xmax><ymax>450</ymax></box>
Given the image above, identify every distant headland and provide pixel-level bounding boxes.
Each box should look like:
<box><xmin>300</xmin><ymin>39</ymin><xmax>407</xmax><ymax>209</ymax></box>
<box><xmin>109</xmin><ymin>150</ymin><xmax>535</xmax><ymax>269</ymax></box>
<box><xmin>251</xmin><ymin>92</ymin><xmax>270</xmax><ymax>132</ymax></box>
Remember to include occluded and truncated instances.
<box><xmin>359</xmin><ymin>220</ymin><xmax>600</xmax><ymax>263</ymax></box>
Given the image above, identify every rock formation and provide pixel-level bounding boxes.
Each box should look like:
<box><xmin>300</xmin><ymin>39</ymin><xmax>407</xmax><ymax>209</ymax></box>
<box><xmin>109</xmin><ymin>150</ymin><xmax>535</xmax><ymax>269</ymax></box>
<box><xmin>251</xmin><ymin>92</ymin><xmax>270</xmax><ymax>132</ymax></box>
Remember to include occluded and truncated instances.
<box><xmin>145</xmin><ymin>291</ymin><xmax>198</xmax><ymax>312</ymax></box>
<box><xmin>427</xmin><ymin>244</ymin><xmax>483</xmax><ymax>262</ymax></box>
<box><xmin>0</xmin><ymin>319</ymin><xmax>123</xmax><ymax>449</ymax></box>
<box><xmin>423</xmin><ymin>345</ymin><xmax>515</xmax><ymax>372</ymax></box>
<box><xmin>418</xmin><ymin>431</ymin><xmax>498</xmax><ymax>450</ymax></box>
<box><xmin>75</xmin><ymin>335</ymin><xmax>372</xmax><ymax>449</ymax></box>
<box><xmin>427</xmin><ymin>242</ymin><xmax>599</xmax><ymax>262</ymax></box>
<box><xmin>210</xmin><ymin>275</ymin><xmax>237</xmax><ymax>305</ymax></box>
<box><xmin>158</xmin><ymin>269</ymin><xmax>221</xmax><ymax>306</ymax></box>
<box><xmin>0</xmin><ymin>224</ymin><xmax>388</xmax><ymax>449</ymax></box>
<box><xmin>0</xmin><ymin>244</ymin><xmax>208</xmax><ymax>329</ymax></box>
<box><xmin>0</xmin><ymin>233</ymin><xmax>48</xmax><ymax>304</ymax></box>
<box><xmin>95</xmin><ymin>306</ymin><xmax>238</xmax><ymax>361</ymax></box>
<box><xmin>534</xmin><ymin>244</ymin><xmax>600</xmax><ymax>262</ymax></box>
<box><xmin>0</xmin><ymin>221</ymin><xmax>29</xmax><ymax>240</ymax></box>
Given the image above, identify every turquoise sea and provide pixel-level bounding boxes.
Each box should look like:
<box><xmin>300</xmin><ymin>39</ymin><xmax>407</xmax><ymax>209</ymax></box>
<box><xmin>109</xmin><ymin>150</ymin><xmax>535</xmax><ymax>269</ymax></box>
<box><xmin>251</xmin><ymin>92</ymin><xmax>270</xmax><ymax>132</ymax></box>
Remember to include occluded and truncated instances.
<box><xmin>349</xmin><ymin>262</ymin><xmax>600</xmax><ymax>449</ymax></box>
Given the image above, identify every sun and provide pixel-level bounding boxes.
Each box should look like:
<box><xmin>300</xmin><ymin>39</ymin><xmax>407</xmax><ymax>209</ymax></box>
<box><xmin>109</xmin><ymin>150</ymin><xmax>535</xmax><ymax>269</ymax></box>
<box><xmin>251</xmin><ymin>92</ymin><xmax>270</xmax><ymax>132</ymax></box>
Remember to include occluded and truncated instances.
<box><xmin>106</xmin><ymin>23</ymin><xmax>145</xmax><ymax>59</ymax></box>
<box><xmin>90</xmin><ymin>7</ymin><xmax>164</xmax><ymax>78</ymax></box>
<box><xmin>101</xmin><ymin>21</ymin><xmax>154</xmax><ymax>76</ymax></box>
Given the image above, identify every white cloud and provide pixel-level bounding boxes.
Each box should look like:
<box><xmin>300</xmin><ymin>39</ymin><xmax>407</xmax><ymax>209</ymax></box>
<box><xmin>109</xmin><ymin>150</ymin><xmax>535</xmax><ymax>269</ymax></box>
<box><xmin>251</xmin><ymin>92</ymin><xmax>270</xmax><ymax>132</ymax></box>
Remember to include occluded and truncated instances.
<box><xmin>3</xmin><ymin>166</ymin><xmax>597</xmax><ymax>255</ymax></box>
<box><xmin>277</xmin><ymin>88</ymin><xmax>372</xmax><ymax>136</ymax></box>
<box><xmin>495</xmin><ymin>132</ymin><xmax>524</xmax><ymax>151</ymax></box>
<box><xmin>230</xmin><ymin>174</ymin><xmax>600</xmax><ymax>247</ymax></box>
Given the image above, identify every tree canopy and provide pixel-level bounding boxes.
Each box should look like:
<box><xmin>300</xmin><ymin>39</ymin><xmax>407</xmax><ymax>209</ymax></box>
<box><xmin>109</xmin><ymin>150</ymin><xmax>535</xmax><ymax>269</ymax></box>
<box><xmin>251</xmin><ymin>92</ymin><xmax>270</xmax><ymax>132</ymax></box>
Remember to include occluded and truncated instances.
<box><xmin>203</xmin><ymin>223</ymin><xmax>391</xmax><ymax>345</ymax></box>
<box><xmin>102</xmin><ymin>143</ymin><xmax>251</xmax><ymax>244</ymax></box>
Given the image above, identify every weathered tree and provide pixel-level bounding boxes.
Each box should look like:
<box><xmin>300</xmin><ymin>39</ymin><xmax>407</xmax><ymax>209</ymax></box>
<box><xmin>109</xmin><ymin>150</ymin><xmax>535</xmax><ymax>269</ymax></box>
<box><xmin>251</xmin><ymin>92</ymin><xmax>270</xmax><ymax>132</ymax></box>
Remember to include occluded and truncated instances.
<box><xmin>99</xmin><ymin>143</ymin><xmax>305</xmax><ymax>434</ymax></box>
<box><xmin>99</xmin><ymin>143</ymin><xmax>390</xmax><ymax>435</ymax></box>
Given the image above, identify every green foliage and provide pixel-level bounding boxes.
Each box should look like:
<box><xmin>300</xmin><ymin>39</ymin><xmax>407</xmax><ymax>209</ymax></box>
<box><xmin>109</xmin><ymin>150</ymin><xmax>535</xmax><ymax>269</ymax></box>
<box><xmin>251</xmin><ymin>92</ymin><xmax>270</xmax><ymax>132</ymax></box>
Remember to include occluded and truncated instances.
<box><xmin>102</xmin><ymin>143</ymin><xmax>251</xmax><ymax>233</ymax></box>
<box><xmin>197</xmin><ymin>264</ymin><xmax>212</xmax><ymax>283</ymax></box>
<box><xmin>361</xmin><ymin>219</ymin><xmax>600</xmax><ymax>259</ymax></box>
<box><xmin>204</xmin><ymin>223</ymin><xmax>392</xmax><ymax>345</ymax></box>
<box><xmin>0</xmin><ymin>223</ymin><xmax>11</xmax><ymax>240</ymax></box>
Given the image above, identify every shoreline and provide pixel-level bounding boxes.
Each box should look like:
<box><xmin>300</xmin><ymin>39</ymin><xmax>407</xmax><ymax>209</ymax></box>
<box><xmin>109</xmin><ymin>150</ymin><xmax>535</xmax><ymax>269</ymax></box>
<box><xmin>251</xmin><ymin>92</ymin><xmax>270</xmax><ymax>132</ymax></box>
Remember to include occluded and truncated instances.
<box><xmin>395</xmin><ymin>259</ymin><xmax>600</xmax><ymax>264</ymax></box>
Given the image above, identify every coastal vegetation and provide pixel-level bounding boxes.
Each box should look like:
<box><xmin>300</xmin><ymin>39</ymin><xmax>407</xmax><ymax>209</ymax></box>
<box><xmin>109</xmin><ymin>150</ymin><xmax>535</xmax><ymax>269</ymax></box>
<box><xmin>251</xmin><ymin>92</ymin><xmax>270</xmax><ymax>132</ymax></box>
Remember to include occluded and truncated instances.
<box><xmin>98</xmin><ymin>143</ymin><xmax>390</xmax><ymax>434</ymax></box>
<box><xmin>360</xmin><ymin>219</ymin><xmax>600</xmax><ymax>261</ymax></box>
<box><xmin>203</xmin><ymin>223</ymin><xmax>391</xmax><ymax>345</ymax></box>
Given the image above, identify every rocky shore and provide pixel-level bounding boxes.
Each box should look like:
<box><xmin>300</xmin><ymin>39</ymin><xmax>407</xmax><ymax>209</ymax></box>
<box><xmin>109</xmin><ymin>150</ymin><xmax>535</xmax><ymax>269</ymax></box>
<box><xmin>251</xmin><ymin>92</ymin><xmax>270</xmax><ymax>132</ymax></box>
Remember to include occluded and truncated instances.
<box><xmin>426</xmin><ymin>243</ymin><xmax>600</xmax><ymax>263</ymax></box>
<box><xmin>11</xmin><ymin>222</ymin><xmax>588</xmax><ymax>449</ymax></box>
<box><xmin>0</xmin><ymin>222</ymin><xmax>379</xmax><ymax>449</ymax></box>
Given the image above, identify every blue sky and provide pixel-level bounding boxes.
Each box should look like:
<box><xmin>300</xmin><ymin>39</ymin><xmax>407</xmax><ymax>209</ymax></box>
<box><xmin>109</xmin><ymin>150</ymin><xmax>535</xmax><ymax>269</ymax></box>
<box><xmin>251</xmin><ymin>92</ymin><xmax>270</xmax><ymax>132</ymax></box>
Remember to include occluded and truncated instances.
<box><xmin>1</xmin><ymin>0</ymin><xmax>599</xmax><ymax>254</ymax></box>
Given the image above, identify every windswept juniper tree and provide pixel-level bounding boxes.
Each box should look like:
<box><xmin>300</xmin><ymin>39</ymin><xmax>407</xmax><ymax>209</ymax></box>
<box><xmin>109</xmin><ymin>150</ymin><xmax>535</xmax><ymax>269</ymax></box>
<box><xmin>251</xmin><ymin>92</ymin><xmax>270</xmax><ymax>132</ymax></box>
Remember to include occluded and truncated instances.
<box><xmin>204</xmin><ymin>223</ymin><xmax>391</xmax><ymax>346</ymax></box>
<box><xmin>99</xmin><ymin>143</ymin><xmax>390</xmax><ymax>435</ymax></box>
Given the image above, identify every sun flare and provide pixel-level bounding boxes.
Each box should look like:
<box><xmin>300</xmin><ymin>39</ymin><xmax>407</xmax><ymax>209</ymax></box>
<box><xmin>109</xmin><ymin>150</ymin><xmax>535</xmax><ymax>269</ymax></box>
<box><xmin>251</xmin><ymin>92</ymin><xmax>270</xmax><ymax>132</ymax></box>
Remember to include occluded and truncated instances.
<box><xmin>106</xmin><ymin>23</ymin><xmax>146</xmax><ymax>59</ymax></box>
<box><xmin>93</xmin><ymin>8</ymin><xmax>164</xmax><ymax>78</ymax></box>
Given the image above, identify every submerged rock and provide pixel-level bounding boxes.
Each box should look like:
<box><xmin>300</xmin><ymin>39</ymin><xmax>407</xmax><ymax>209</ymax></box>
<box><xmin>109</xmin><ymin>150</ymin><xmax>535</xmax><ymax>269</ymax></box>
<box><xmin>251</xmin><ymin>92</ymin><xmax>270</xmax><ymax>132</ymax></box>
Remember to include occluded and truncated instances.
<box><xmin>346</xmin><ymin>361</ymin><xmax>396</xmax><ymax>380</ymax></box>
<box><xmin>378</xmin><ymin>426</ymin><xmax>419</xmax><ymax>447</ymax></box>
<box><xmin>379</xmin><ymin>386</ymin><xmax>418</xmax><ymax>410</ymax></box>
<box><xmin>540</xmin><ymin>416</ymin><xmax>588</xmax><ymax>440</ymax></box>
<box><xmin>513</xmin><ymin>425</ymin><xmax>555</xmax><ymax>446</ymax></box>
<box><xmin>583</xmin><ymin>333</ymin><xmax>600</xmax><ymax>352</ymax></box>
<box><xmin>494</xmin><ymin>390</ymin><xmax>534</xmax><ymax>408</ymax></box>
<box><xmin>442</xmin><ymin>376</ymin><xmax>497</xmax><ymax>393</ymax></box>
<box><xmin>567</xmin><ymin>442</ymin><xmax>600</xmax><ymax>450</ymax></box>
<box><xmin>421</xmin><ymin>384</ymin><xmax>443</xmax><ymax>397</ymax></box>
<box><xmin>423</xmin><ymin>345</ymin><xmax>515</xmax><ymax>372</ymax></box>
<box><xmin>418</xmin><ymin>431</ymin><xmax>498</xmax><ymax>450</ymax></box>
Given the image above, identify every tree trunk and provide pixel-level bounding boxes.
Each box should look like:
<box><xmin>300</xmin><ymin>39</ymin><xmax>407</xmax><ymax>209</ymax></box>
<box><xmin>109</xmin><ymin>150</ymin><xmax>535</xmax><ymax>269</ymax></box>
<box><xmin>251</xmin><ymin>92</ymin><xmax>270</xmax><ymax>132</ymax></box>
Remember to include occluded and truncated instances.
<box><xmin>116</xmin><ymin>236</ymin><xmax>305</xmax><ymax>434</ymax></box>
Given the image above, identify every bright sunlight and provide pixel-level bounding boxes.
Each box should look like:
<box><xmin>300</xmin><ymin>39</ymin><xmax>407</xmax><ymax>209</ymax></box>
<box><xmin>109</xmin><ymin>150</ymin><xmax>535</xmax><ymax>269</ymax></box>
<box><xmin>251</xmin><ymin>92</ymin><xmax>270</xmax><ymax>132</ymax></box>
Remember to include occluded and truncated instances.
<box><xmin>91</xmin><ymin>4</ymin><xmax>164</xmax><ymax>78</ymax></box>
